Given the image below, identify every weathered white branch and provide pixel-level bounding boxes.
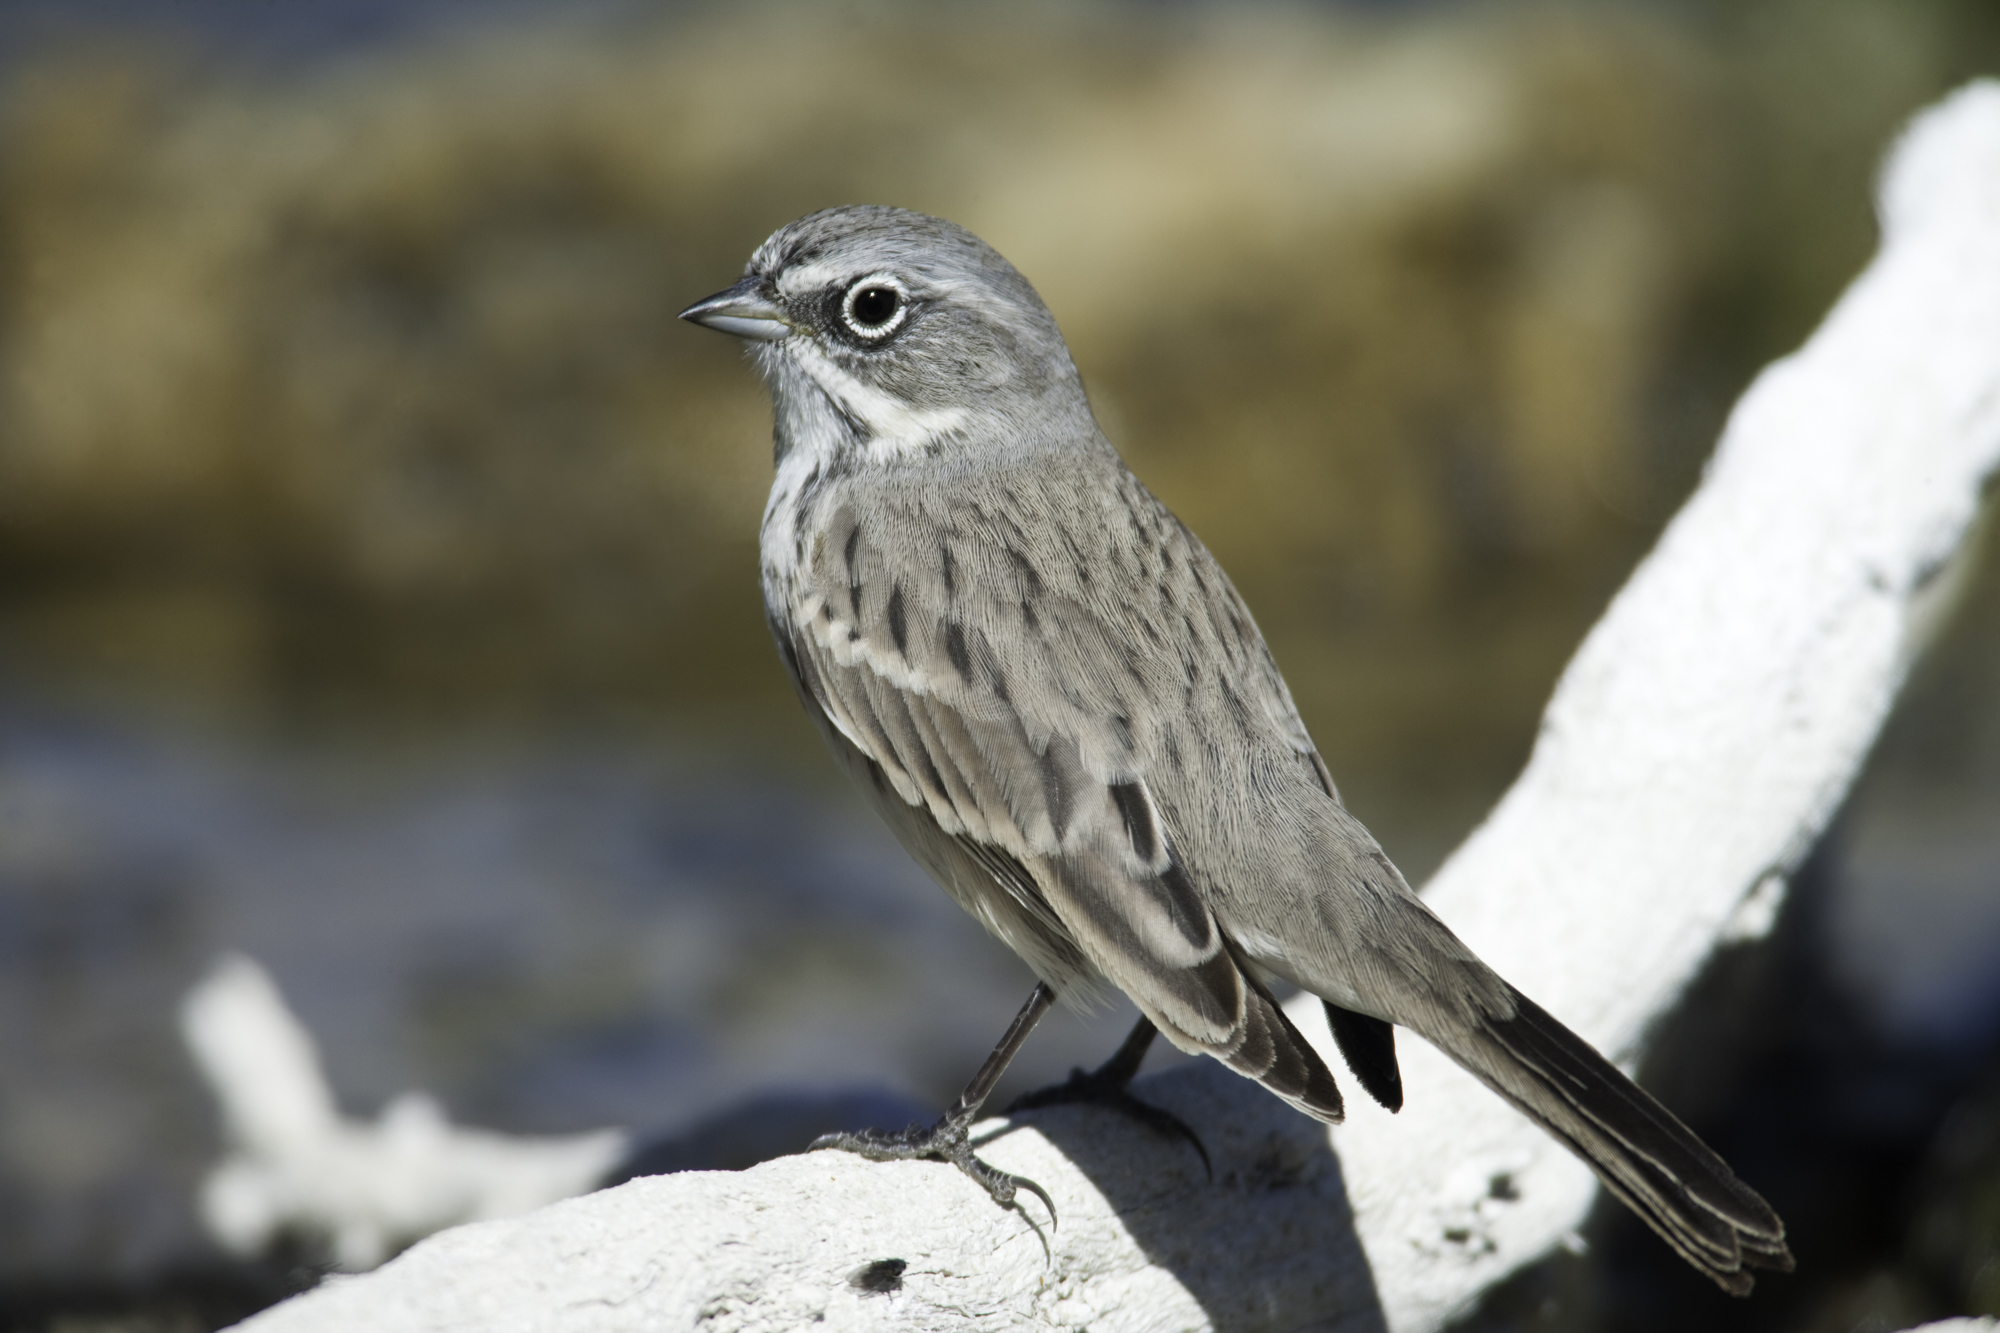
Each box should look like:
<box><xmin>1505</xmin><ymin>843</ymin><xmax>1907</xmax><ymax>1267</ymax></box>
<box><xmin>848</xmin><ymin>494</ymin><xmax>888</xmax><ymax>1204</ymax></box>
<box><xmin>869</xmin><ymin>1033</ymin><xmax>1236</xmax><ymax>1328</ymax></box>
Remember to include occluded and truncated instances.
<box><xmin>1321</xmin><ymin>74</ymin><xmax>2000</xmax><ymax>1331</ymax></box>
<box><xmin>233</xmin><ymin>82</ymin><xmax>2000</xmax><ymax>1333</ymax></box>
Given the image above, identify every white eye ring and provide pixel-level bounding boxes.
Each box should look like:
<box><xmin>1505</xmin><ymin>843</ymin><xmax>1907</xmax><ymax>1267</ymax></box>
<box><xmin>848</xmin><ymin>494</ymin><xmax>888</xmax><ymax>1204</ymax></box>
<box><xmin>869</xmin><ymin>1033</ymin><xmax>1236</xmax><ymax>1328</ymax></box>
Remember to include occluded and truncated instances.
<box><xmin>840</xmin><ymin>275</ymin><xmax>909</xmax><ymax>340</ymax></box>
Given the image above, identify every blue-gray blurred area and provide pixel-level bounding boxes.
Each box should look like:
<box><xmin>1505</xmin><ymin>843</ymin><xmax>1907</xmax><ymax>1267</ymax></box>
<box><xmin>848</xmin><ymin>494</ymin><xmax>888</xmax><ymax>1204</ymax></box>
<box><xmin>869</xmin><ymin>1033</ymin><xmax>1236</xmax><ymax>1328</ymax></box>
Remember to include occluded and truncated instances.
<box><xmin>0</xmin><ymin>0</ymin><xmax>635</xmax><ymax>65</ymax></box>
<box><xmin>0</xmin><ymin>1</ymin><xmax>1998</xmax><ymax>1329</ymax></box>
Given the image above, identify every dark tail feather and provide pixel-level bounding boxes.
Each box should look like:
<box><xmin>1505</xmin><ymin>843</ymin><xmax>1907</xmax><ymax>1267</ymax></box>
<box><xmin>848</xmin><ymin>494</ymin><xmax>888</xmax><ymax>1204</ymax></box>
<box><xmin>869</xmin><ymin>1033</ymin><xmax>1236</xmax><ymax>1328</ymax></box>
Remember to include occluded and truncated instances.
<box><xmin>1210</xmin><ymin>972</ymin><xmax>1348</xmax><ymax>1125</ymax></box>
<box><xmin>1323</xmin><ymin>1002</ymin><xmax>1403</xmax><ymax>1112</ymax></box>
<box><xmin>1455</xmin><ymin>984</ymin><xmax>1790</xmax><ymax>1294</ymax></box>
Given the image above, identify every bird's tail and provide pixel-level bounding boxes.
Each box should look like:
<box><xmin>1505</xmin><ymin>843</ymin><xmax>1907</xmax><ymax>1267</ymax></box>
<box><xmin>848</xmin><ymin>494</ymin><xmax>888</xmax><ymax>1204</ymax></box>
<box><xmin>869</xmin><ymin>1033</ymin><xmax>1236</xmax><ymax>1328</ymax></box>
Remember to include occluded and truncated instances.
<box><xmin>1442</xmin><ymin>983</ymin><xmax>1792</xmax><ymax>1294</ymax></box>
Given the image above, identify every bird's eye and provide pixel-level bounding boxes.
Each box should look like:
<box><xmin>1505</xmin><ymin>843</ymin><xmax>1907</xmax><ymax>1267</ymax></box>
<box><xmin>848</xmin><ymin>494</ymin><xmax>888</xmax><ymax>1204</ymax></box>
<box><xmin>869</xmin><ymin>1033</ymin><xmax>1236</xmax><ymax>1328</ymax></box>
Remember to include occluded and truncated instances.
<box><xmin>850</xmin><ymin>287</ymin><xmax>898</xmax><ymax>325</ymax></box>
<box><xmin>841</xmin><ymin>278</ymin><xmax>907</xmax><ymax>339</ymax></box>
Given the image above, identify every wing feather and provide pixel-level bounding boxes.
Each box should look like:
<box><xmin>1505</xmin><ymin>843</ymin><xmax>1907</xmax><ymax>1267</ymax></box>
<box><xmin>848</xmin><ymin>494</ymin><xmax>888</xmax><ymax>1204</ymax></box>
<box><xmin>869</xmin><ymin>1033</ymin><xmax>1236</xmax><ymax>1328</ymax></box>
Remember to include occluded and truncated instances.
<box><xmin>772</xmin><ymin>481</ymin><xmax>1344</xmax><ymax>1119</ymax></box>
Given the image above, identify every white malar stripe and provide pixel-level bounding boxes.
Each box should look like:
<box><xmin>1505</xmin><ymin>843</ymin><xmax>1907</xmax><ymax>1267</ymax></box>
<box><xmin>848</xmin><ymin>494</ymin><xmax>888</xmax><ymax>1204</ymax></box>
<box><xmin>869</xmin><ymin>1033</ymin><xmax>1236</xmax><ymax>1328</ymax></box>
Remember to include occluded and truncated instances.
<box><xmin>759</xmin><ymin>446</ymin><xmax>817</xmax><ymax>579</ymax></box>
<box><xmin>792</xmin><ymin>342</ymin><xmax>967</xmax><ymax>457</ymax></box>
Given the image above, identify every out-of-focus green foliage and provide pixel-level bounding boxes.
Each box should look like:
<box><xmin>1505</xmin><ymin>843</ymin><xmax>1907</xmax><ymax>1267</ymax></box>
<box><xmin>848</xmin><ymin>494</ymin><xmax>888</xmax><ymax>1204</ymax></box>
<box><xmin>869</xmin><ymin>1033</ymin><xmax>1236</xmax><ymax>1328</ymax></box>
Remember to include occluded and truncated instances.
<box><xmin>0</xmin><ymin>0</ymin><xmax>1993</xmax><ymax>810</ymax></box>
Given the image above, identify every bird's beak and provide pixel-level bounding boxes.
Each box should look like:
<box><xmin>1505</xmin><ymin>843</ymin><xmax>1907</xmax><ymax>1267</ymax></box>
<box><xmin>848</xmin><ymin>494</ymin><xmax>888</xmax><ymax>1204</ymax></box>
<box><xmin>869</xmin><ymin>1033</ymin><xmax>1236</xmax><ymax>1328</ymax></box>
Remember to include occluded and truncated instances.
<box><xmin>679</xmin><ymin>276</ymin><xmax>793</xmax><ymax>342</ymax></box>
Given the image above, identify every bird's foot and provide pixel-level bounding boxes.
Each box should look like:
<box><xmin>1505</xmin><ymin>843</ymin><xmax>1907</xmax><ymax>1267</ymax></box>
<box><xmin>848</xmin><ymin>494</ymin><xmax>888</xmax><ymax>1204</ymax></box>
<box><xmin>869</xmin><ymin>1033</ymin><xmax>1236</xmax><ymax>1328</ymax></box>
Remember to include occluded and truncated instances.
<box><xmin>810</xmin><ymin>1115</ymin><xmax>1057</xmax><ymax>1226</ymax></box>
<box><xmin>1004</xmin><ymin>1038</ymin><xmax>1212</xmax><ymax>1181</ymax></box>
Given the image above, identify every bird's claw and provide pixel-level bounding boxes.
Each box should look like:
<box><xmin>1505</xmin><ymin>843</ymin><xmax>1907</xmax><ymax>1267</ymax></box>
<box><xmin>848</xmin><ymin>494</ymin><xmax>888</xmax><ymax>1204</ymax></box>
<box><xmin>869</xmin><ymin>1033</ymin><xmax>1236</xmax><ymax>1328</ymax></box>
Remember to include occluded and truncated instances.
<box><xmin>810</xmin><ymin>1120</ymin><xmax>1058</xmax><ymax>1228</ymax></box>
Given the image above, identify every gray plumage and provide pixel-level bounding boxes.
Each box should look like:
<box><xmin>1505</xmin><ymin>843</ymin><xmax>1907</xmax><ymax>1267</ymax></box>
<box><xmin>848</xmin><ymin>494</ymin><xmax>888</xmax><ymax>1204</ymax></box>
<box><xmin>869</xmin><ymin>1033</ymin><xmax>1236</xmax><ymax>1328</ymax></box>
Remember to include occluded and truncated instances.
<box><xmin>682</xmin><ymin>205</ymin><xmax>1790</xmax><ymax>1293</ymax></box>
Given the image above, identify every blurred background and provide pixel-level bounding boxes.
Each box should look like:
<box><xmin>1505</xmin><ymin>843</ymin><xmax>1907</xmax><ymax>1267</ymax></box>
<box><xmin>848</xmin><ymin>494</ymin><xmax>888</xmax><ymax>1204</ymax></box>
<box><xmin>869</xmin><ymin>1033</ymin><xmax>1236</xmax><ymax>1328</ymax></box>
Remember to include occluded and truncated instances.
<box><xmin>0</xmin><ymin>0</ymin><xmax>1997</xmax><ymax>1329</ymax></box>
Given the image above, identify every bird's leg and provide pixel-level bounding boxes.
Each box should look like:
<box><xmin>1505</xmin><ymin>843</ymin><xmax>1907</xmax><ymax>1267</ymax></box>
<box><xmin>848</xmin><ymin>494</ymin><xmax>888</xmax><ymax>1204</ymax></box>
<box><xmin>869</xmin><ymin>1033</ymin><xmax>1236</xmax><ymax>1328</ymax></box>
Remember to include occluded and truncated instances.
<box><xmin>811</xmin><ymin>982</ymin><xmax>1059</xmax><ymax>1224</ymax></box>
<box><xmin>1004</xmin><ymin>1016</ymin><xmax>1212</xmax><ymax>1179</ymax></box>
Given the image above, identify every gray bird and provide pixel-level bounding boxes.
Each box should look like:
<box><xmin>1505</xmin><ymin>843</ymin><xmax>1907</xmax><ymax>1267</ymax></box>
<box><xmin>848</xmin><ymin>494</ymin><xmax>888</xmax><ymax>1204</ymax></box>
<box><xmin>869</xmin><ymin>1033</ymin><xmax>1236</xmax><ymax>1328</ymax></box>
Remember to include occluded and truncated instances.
<box><xmin>681</xmin><ymin>205</ymin><xmax>1791</xmax><ymax>1294</ymax></box>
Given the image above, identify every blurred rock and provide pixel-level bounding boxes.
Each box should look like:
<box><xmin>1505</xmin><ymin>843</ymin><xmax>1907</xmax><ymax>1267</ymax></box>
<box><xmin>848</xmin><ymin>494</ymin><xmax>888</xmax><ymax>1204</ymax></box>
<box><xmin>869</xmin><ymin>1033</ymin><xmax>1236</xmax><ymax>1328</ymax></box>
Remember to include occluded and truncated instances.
<box><xmin>0</xmin><ymin>1</ymin><xmax>1988</xmax><ymax>804</ymax></box>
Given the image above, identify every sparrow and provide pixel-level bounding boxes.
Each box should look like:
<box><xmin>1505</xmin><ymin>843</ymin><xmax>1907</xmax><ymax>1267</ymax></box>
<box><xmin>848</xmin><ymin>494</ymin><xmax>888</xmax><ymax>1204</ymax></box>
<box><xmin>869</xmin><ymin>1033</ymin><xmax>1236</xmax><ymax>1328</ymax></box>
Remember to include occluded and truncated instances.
<box><xmin>681</xmin><ymin>205</ymin><xmax>1790</xmax><ymax>1293</ymax></box>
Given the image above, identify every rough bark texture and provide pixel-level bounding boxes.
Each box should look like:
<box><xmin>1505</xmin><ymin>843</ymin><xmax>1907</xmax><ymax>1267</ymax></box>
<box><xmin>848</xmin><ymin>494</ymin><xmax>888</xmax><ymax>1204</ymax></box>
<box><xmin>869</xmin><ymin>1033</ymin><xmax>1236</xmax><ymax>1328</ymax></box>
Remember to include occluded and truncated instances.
<box><xmin>234</xmin><ymin>81</ymin><xmax>2000</xmax><ymax>1333</ymax></box>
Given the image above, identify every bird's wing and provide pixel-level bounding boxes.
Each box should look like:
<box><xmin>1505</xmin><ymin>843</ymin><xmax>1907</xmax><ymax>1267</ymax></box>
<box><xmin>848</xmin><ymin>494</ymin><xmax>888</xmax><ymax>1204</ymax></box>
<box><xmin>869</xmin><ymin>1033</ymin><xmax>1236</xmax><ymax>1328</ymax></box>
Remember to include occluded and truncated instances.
<box><xmin>777</xmin><ymin>479</ymin><xmax>1345</xmax><ymax>1122</ymax></box>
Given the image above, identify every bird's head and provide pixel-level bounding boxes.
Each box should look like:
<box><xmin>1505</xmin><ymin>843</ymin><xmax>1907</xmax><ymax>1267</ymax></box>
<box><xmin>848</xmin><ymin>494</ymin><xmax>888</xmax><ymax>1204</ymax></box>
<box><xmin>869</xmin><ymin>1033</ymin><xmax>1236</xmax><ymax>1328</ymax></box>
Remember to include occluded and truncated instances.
<box><xmin>680</xmin><ymin>206</ymin><xmax>1095</xmax><ymax>465</ymax></box>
